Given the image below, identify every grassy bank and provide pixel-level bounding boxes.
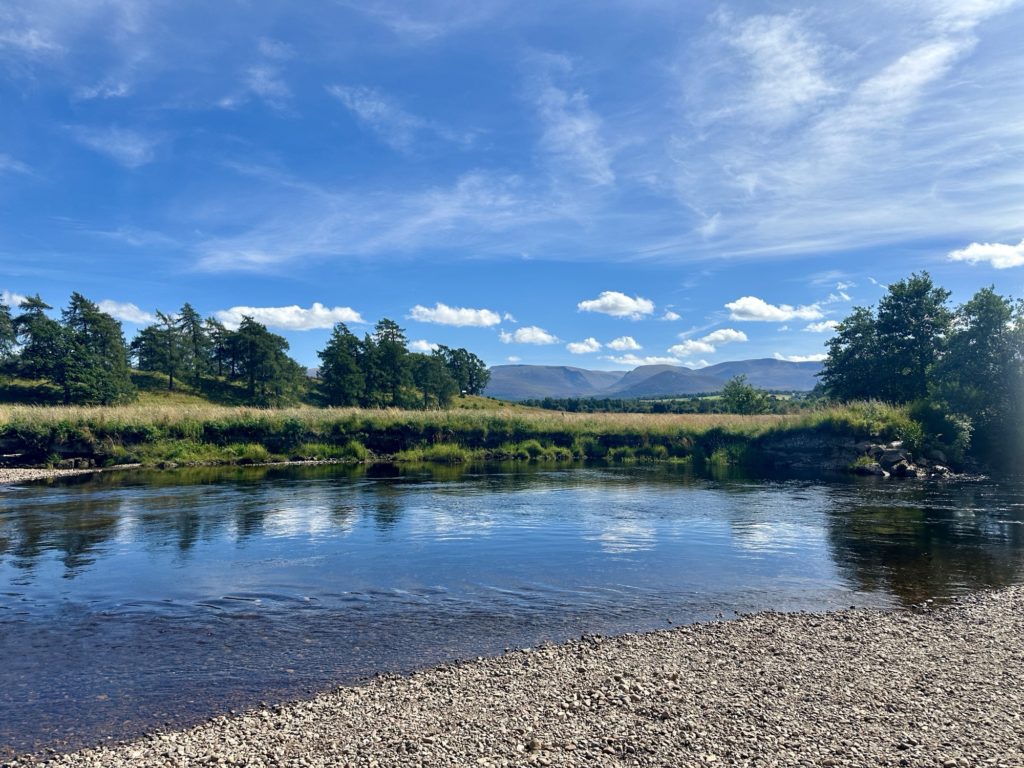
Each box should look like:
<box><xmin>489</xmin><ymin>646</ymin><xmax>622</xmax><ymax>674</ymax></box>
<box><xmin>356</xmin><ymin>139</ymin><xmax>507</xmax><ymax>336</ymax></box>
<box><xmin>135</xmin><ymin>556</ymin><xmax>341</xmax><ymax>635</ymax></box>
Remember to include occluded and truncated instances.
<box><xmin>0</xmin><ymin>401</ymin><xmax>921</xmax><ymax>469</ymax></box>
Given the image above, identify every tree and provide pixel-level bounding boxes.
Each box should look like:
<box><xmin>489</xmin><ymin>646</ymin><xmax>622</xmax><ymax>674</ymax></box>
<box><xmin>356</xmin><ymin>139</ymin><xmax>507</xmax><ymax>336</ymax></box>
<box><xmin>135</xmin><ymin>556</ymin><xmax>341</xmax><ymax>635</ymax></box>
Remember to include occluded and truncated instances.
<box><xmin>931</xmin><ymin>287</ymin><xmax>1024</xmax><ymax>457</ymax></box>
<box><xmin>177</xmin><ymin>303</ymin><xmax>210</xmax><ymax>388</ymax></box>
<box><xmin>720</xmin><ymin>375</ymin><xmax>769</xmax><ymax>414</ymax></box>
<box><xmin>819</xmin><ymin>307</ymin><xmax>880</xmax><ymax>401</ymax></box>
<box><xmin>205</xmin><ymin>318</ymin><xmax>232</xmax><ymax>378</ymax></box>
<box><xmin>410</xmin><ymin>353</ymin><xmax>459</xmax><ymax>408</ymax></box>
<box><xmin>13</xmin><ymin>295</ymin><xmax>66</xmax><ymax>384</ymax></box>
<box><xmin>434</xmin><ymin>346</ymin><xmax>490</xmax><ymax>395</ymax></box>
<box><xmin>366</xmin><ymin>318</ymin><xmax>410</xmax><ymax>406</ymax></box>
<box><xmin>234</xmin><ymin>316</ymin><xmax>305</xmax><ymax>406</ymax></box>
<box><xmin>60</xmin><ymin>293</ymin><xmax>135</xmax><ymax>404</ymax></box>
<box><xmin>873</xmin><ymin>272</ymin><xmax>951</xmax><ymax>403</ymax></box>
<box><xmin>0</xmin><ymin>300</ymin><xmax>15</xmax><ymax>375</ymax></box>
<box><xmin>317</xmin><ymin>322</ymin><xmax>366</xmax><ymax>406</ymax></box>
<box><xmin>132</xmin><ymin>311</ymin><xmax>184</xmax><ymax>390</ymax></box>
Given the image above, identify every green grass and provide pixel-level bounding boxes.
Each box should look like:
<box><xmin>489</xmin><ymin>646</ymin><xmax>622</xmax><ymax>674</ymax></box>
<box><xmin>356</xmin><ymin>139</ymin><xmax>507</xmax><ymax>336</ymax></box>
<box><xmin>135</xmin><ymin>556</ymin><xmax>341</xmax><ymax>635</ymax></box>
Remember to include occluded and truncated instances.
<box><xmin>0</xmin><ymin>400</ymin><xmax>918</xmax><ymax>469</ymax></box>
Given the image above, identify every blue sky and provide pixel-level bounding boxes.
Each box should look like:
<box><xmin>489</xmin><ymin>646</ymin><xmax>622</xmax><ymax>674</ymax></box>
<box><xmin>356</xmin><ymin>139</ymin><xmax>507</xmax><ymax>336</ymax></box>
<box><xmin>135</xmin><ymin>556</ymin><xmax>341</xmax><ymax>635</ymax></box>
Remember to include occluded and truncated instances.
<box><xmin>1</xmin><ymin>0</ymin><xmax>1023</xmax><ymax>369</ymax></box>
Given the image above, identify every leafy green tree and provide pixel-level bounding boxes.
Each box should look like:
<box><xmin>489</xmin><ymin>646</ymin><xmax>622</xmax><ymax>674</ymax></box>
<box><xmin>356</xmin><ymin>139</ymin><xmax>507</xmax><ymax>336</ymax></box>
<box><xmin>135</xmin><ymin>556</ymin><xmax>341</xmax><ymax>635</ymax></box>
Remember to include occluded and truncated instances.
<box><xmin>873</xmin><ymin>272</ymin><xmax>951</xmax><ymax>403</ymax></box>
<box><xmin>317</xmin><ymin>322</ymin><xmax>366</xmax><ymax>406</ymax></box>
<box><xmin>720</xmin><ymin>375</ymin><xmax>769</xmax><ymax>414</ymax></box>
<box><xmin>434</xmin><ymin>346</ymin><xmax>490</xmax><ymax>395</ymax></box>
<box><xmin>410</xmin><ymin>353</ymin><xmax>459</xmax><ymax>408</ymax></box>
<box><xmin>205</xmin><ymin>318</ymin><xmax>232</xmax><ymax>378</ymax></box>
<box><xmin>931</xmin><ymin>287</ymin><xmax>1024</xmax><ymax>457</ymax></box>
<box><xmin>819</xmin><ymin>306</ymin><xmax>880</xmax><ymax>401</ymax></box>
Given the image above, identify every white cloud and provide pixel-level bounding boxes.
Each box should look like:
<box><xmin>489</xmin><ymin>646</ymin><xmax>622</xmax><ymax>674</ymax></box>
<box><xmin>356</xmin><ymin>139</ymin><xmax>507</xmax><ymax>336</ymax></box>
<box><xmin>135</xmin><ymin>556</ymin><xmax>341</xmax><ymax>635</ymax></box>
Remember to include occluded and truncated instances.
<box><xmin>409</xmin><ymin>302</ymin><xmax>501</xmax><ymax>327</ymax></box>
<box><xmin>2</xmin><ymin>289</ymin><xmax>29</xmax><ymax>308</ymax></box>
<box><xmin>605</xmin><ymin>354</ymin><xmax>682</xmax><ymax>367</ymax></box>
<box><xmin>948</xmin><ymin>238</ymin><xmax>1024</xmax><ymax>269</ymax></box>
<box><xmin>506</xmin><ymin>356</ymin><xmax>522</xmax><ymax>363</ymax></box>
<box><xmin>566</xmin><ymin>337</ymin><xmax>602</xmax><ymax>354</ymax></box>
<box><xmin>660</xmin><ymin>310</ymin><xmax>681</xmax><ymax>322</ymax></box>
<box><xmin>71</xmin><ymin>126</ymin><xmax>159</xmax><ymax>168</ymax></box>
<box><xmin>726</xmin><ymin>296</ymin><xmax>824</xmax><ymax>322</ymax></box>
<box><xmin>668</xmin><ymin>339</ymin><xmax>716</xmax><ymax>357</ymax></box>
<box><xmin>328</xmin><ymin>85</ymin><xmax>425</xmax><ymax>151</ymax></box>
<box><xmin>606</xmin><ymin>336</ymin><xmax>641</xmax><ymax>351</ymax></box>
<box><xmin>499</xmin><ymin>326</ymin><xmax>559</xmax><ymax>345</ymax></box>
<box><xmin>835</xmin><ymin>281</ymin><xmax>854</xmax><ymax>291</ymax></box>
<box><xmin>98</xmin><ymin>300</ymin><xmax>155</xmax><ymax>324</ymax></box>
<box><xmin>215</xmin><ymin>302</ymin><xmax>364</xmax><ymax>331</ymax></box>
<box><xmin>0</xmin><ymin>154</ymin><xmax>31</xmax><ymax>175</ymax></box>
<box><xmin>535</xmin><ymin>80</ymin><xmax>615</xmax><ymax>186</ymax></box>
<box><xmin>724</xmin><ymin>13</ymin><xmax>837</xmax><ymax>126</ymax></box>
<box><xmin>701</xmin><ymin>328</ymin><xmax>748</xmax><ymax>344</ymax></box>
<box><xmin>804</xmin><ymin>320</ymin><xmax>839</xmax><ymax>333</ymax></box>
<box><xmin>244</xmin><ymin>65</ymin><xmax>290</xmax><ymax>107</ymax></box>
<box><xmin>409</xmin><ymin>339</ymin><xmax>439</xmax><ymax>353</ymax></box>
<box><xmin>503</xmin><ymin>312</ymin><xmax>517</xmax><ymax>322</ymax></box>
<box><xmin>773</xmin><ymin>352</ymin><xmax>827</xmax><ymax>363</ymax></box>
<box><xmin>577</xmin><ymin>291</ymin><xmax>655</xmax><ymax>320</ymax></box>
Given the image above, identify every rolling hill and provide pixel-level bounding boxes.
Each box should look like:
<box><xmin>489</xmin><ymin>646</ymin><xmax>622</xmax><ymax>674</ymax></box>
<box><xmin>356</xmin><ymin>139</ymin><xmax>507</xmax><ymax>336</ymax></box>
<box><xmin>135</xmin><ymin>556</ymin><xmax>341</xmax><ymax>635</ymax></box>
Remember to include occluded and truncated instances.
<box><xmin>484</xmin><ymin>358</ymin><xmax>822</xmax><ymax>400</ymax></box>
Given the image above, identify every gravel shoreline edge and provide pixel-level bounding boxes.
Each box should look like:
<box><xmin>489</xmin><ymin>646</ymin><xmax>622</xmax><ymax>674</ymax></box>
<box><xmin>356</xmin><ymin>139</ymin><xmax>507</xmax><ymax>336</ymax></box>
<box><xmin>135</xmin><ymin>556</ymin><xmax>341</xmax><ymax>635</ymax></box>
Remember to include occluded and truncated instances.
<box><xmin>6</xmin><ymin>587</ymin><xmax>1023</xmax><ymax>767</ymax></box>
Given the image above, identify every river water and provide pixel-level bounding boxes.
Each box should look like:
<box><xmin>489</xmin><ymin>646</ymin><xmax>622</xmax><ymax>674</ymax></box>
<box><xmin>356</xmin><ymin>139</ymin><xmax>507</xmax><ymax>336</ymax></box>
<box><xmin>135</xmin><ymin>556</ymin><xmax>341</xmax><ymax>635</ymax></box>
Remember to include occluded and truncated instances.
<box><xmin>1</xmin><ymin>462</ymin><xmax>1022</xmax><ymax>756</ymax></box>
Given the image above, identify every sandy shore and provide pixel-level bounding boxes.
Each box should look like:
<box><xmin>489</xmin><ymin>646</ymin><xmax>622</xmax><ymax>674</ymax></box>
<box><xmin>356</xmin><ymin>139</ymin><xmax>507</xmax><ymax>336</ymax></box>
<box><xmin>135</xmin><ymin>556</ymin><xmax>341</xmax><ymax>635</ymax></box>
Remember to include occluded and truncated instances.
<box><xmin>6</xmin><ymin>587</ymin><xmax>1022</xmax><ymax>767</ymax></box>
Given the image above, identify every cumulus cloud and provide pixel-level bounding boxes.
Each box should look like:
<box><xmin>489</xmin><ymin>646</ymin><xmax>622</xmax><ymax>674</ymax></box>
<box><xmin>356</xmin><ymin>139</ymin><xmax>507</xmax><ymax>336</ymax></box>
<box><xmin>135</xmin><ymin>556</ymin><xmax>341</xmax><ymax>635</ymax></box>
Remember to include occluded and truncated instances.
<box><xmin>409</xmin><ymin>339</ymin><xmax>439</xmax><ymax>352</ymax></box>
<box><xmin>98</xmin><ymin>300</ymin><xmax>155</xmax><ymax>324</ymax></box>
<box><xmin>773</xmin><ymin>352</ymin><xmax>827</xmax><ymax>363</ymax></box>
<box><xmin>948</xmin><ymin>238</ymin><xmax>1024</xmax><ymax>269</ymax></box>
<box><xmin>606</xmin><ymin>336</ymin><xmax>641</xmax><ymax>351</ymax></box>
<box><xmin>566</xmin><ymin>337</ymin><xmax>602</xmax><ymax>354</ymax></box>
<box><xmin>507</xmin><ymin>356</ymin><xmax>522</xmax><ymax>363</ymax></box>
<box><xmin>668</xmin><ymin>339</ymin><xmax>715</xmax><ymax>357</ymax></box>
<box><xmin>408</xmin><ymin>302</ymin><xmax>501</xmax><ymax>327</ymax></box>
<box><xmin>669</xmin><ymin>327</ymin><xmax>748</xmax><ymax>359</ymax></box>
<box><xmin>605</xmin><ymin>354</ymin><xmax>682</xmax><ymax>367</ymax></box>
<box><xmin>577</xmin><ymin>291</ymin><xmax>655</xmax><ymax>320</ymax></box>
<box><xmin>660</xmin><ymin>310</ymin><xmax>681</xmax><ymax>322</ymax></box>
<box><xmin>701</xmin><ymin>328</ymin><xmax>748</xmax><ymax>344</ymax></box>
<box><xmin>726</xmin><ymin>296</ymin><xmax>824</xmax><ymax>322</ymax></box>
<box><xmin>804</xmin><ymin>320</ymin><xmax>839</xmax><ymax>333</ymax></box>
<box><xmin>499</xmin><ymin>326</ymin><xmax>559</xmax><ymax>345</ymax></box>
<box><xmin>1</xmin><ymin>289</ymin><xmax>28</xmax><ymax>308</ymax></box>
<box><xmin>215</xmin><ymin>302</ymin><xmax>364</xmax><ymax>331</ymax></box>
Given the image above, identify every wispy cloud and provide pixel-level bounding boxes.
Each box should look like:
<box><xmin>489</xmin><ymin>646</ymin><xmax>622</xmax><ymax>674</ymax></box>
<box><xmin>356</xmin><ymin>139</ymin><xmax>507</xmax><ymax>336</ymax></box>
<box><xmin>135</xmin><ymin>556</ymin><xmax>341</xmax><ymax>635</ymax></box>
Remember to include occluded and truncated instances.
<box><xmin>215</xmin><ymin>303</ymin><xmax>364</xmax><ymax>331</ymax></box>
<box><xmin>604</xmin><ymin>354</ymin><xmax>682</xmax><ymax>367</ymax></box>
<box><xmin>948</xmin><ymin>238</ymin><xmax>1024</xmax><ymax>269</ymax></box>
<box><xmin>531</xmin><ymin>56</ymin><xmax>615</xmax><ymax>186</ymax></box>
<box><xmin>328</xmin><ymin>85</ymin><xmax>468</xmax><ymax>151</ymax></box>
<box><xmin>70</xmin><ymin>126</ymin><xmax>159</xmax><ymax>168</ymax></box>
<box><xmin>0</xmin><ymin>154</ymin><xmax>31</xmax><ymax>175</ymax></box>
<box><xmin>408</xmin><ymin>303</ymin><xmax>501</xmax><ymax>326</ymax></box>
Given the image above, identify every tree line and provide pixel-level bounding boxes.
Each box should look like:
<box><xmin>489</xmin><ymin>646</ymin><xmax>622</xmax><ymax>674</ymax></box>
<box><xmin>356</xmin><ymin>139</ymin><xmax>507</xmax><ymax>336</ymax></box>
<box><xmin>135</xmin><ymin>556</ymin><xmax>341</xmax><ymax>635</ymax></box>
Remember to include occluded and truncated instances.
<box><xmin>820</xmin><ymin>273</ymin><xmax>1024</xmax><ymax>461</ymax></box>
<box><xmin>0</xmin><ymin>294</ymin><xmax>489</xmax><ymax>408</ymax></box>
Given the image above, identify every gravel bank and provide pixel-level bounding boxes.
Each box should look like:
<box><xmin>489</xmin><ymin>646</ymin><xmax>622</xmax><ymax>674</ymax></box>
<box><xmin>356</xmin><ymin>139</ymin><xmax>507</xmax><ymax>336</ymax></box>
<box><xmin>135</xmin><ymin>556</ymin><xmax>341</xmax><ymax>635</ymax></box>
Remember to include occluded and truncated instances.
<box><xmin>0</xmin><ymin>467</ymin><xmax>98</xmax><ymax>485</ymax></box>
<box><xmin>9</xmin><ymin>588</ymin><xmax>1024</xmax><ymax>768</ymax></box>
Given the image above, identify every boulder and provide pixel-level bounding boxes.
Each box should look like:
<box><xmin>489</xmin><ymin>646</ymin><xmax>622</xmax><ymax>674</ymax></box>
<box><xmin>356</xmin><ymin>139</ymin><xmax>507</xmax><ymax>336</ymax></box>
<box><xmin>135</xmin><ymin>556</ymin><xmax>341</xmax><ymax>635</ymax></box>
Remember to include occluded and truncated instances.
<box><xmin>853</xmin><ymin>462</ymin><xmax>889</xmax><ymax>477</ymax></box>
<box><xmin>879</xmin><ymin>450</ymin><xmax>910</xmax><ymax>468</ymax></box>
<box><xmin>891</xmin><ymin>460</ymin><xmax>924</xmax><ymax>478</ymax></box>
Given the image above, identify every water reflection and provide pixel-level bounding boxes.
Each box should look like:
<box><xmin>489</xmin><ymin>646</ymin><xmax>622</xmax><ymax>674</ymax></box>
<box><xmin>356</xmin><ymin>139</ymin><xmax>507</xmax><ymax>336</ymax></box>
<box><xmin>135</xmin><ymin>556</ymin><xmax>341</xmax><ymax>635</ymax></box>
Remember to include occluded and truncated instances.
<box><xmin>1</xmin><ymin>463</ymin><xmax>1023</xmax><ymax>756</ymax></box>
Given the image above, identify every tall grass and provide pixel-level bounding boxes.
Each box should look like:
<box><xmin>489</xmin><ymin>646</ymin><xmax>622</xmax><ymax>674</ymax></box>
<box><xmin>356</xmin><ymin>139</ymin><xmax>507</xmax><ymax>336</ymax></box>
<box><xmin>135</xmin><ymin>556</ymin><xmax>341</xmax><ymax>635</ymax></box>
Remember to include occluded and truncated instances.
<box><xmin>0</xmin><ymin>401</ymin><xmax>915</xmax><ymax>467</ymax></box>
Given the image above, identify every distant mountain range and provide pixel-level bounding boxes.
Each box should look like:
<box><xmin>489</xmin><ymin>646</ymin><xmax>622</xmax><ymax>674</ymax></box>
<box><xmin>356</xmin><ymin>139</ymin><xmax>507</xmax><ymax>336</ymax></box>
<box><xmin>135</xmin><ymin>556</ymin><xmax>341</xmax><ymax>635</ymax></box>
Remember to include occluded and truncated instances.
<box><xmin>484</xmin><ymin>358</ymin><xmax>823</xmax><ymax>400</ymax></box>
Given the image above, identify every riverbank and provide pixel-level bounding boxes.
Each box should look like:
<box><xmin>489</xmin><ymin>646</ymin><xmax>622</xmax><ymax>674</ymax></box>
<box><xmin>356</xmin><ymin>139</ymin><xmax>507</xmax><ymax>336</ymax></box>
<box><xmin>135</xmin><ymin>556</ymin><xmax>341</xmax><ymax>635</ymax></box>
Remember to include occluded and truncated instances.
<box><xmin>9</xmin><ymin>587</ymin><xmax>1022</xmax><ymax>767</ymax></box>
<box><xmin>0</xmin><ymin>401</ymin><xmax>943</xmax><ymax>474</ymax></box>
